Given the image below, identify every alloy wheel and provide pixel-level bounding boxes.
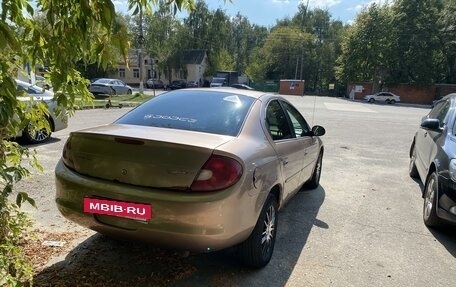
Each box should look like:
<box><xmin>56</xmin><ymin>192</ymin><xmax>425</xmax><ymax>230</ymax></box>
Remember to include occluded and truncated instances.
<box><xmin>424</xmin><ymin>176</ymin><xmax>436</xmax><ymax>221</ymax></box>
<box><xmin>261</xmin><ymin>204</ymin><xmax>276</xmax><ymax>258</ymax></box>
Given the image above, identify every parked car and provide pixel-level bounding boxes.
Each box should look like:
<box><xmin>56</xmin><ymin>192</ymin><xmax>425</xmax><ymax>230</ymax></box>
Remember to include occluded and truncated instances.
<box><xmin>146</xmin><ymin>79</ymin><xmax>165</xmax><ymax>89</ymax></box>
<box><xmin>16</xmin><ymin>79</ymin><xmax>68</xmax><ymax>143</ymax></box>
<box><xmin>210</xmin><ymin>77</ymin><xmax>227</xmax><ymax>87</ymax></box>
<box><xmin>55</xmin><ymin>87</ymin><xmax>325</xmax><ymax>267</ymax></box>
<box><xmin>364</xmin><ymin>92</ymin><xmax>400</xmax><ymax>104</ymax></box>
<box><xmin>231</xmin><ymin>83</ymin><xmax>254</xmax><ymax>90</ymax></box>
<box><xmin>89</xmin><ymin>78</ymin><xmax>132</xmax><ymax>96</ymax></box>
<box><xmin>35</xmin><ymin>75</ymin><xmax>52</xmax><ymax>90</ymax></box>
<box><xmin>168</xmin><ymin>80</ymin><xmax>187</xmax><ymax>90</ymax></box>
<box><xmin>187</xmin><ymin>81</ymin><xmax>199</xmax><ymax>88</ymax></box>
<box><xmin>409</xmin><ymin>93</ymin><xmax>456</xmax><ymax>227</ymax></box>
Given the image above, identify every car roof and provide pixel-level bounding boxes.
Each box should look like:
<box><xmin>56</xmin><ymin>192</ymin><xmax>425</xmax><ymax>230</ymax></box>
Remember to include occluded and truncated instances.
<box><xmin>189</xmin><ymin>87</ymin><xmax>269</xmax><ymax>100</ymax></box>
<box><xmin>95</xmin><ymin>78</ymin><xmax>117</xmax><ymax>82</ymax></box>
<box><xmin>434</xmin><ymin>93</ymin><xmax>456</xmax><ymax>106</ymax></box>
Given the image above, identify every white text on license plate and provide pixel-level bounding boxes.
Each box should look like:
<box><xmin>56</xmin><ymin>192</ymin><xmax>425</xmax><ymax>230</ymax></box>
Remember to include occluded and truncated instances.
<box><xmin>83</xmin><ymin>197</ymin><xmax>152</xmax><ymax>220</ymax></box>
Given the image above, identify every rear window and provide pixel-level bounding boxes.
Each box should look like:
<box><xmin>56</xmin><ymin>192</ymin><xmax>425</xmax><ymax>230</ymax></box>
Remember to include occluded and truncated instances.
<box><xmin>115</xmin><ymin>90</ymin><xmax>255</xmax><ymax>136</ymax></box>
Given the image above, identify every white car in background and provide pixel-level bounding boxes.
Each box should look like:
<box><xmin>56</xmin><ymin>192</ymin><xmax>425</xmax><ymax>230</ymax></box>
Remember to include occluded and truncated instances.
<box><xmin>364</xmin><ymin>92</ymin><xmax>401</xmax><ymax>104</ymax></box>
<box><xmin>16</xmin><ymin>79</ymin><xmax>68</xmax><ymax>143</ymax></box>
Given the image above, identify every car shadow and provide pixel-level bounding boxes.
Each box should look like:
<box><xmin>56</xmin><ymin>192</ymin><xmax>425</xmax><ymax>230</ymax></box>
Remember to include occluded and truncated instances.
<box><xmin>428</xmin><ymin>228</ymin><xmax>456</xmax><ymax>258</ymax></box>
<box><xmin>16</xmin><ymin>136</ymin><xmax>62</xmax><ymax>147</ymax></box>
<box><xmin>33</xmin><ymin>186</ymin><xmax>326</xmax><ymax>287</ymax></box>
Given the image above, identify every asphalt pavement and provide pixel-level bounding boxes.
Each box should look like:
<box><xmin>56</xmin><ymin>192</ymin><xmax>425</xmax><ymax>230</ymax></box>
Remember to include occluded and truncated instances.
<box><xmin>15</xmin><ymin>96</ymin><xmax>456</xmax><ymax>287</ymax></box>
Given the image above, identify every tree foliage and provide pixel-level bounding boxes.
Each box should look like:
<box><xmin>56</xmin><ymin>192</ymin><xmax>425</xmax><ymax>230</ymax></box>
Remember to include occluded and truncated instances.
<box><xmin>336</xmin><ymin>4</ymin><xmax>392</xmax><ymax>90</ymax></box>
<box><xmin>0</xmin><ymin>0</ymin><xmax>196</xmax><ymax>285</ymax></box>
<box><xmin>336</xmin><ymin>0</ymin><xmax>455</xmax><ymax>87</ymax></box>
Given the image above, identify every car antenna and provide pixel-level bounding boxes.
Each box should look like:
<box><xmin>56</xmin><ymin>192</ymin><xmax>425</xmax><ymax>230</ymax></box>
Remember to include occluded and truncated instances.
<box><xmin>311</xmin><ymin>93</ymin><xmax>317</xmax><ymax>126</ymax></box>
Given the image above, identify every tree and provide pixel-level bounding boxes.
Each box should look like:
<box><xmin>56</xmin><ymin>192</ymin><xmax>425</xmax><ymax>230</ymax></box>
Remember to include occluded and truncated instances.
<box><xmin>336</xmin><ymin>3</ymin><xmax>393</xmax><ymax>91</ymax></box>
<box><xmin>247</xmin><ymin>26</ymin><xmax>315</xmax><ymax>81</ymax></box>
<box><xmin>437</xmin><ymin>0</ymin><xmax>456</xmax><ymax>83</ymax></box>
<box><xmin>388</xmin><ymin>0</ymin><xmax>444</xmax><ymax>84</ymax></box>
<box><xmin>0</xmin><ymin>0</ymin><xmax>196</xmax><ymax>285</ymax></box>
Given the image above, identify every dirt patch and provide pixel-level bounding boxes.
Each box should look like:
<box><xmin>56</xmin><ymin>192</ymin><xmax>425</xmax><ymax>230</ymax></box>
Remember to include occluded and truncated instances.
<box><xmin>30</xmin><ymin>234</ymin><xmax>201</xmax><ymax>287</ymax></box>
<box><xmin>22</xmin><ymin>229</ymin><xmax>82</xmax><ymax>273</ymax></box>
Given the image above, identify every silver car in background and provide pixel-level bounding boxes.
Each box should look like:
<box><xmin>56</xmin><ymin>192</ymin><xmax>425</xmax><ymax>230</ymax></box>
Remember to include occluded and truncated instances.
<box><xmin>89</xmin><ymin>78</ymin><xmax>133</xmax><ymax>96</ymax></box>
<box><xmin>16</xmin><ymin>79</ymin><xmax>67</xmax><ymax>143</ymax></box>
<box><xmin>364</xmin><ymin>92</ymin><xmax>401</xmax><ymax>104</ymax></box>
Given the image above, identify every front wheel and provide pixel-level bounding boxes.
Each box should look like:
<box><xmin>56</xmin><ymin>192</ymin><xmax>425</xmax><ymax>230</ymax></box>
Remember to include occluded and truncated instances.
<box><xmin>409</xmin><ymin>145</ymin><xmax>419</xmax><ymax>178</ymax></box>
<box><xmin>423</xmin><ymin>172</ymin><xmax>443</xmax><ymax>227</ymax></box>
<box><xmin>368</xmin><ymin>98</ymin><xmax>375</xmax><ymax>103</ymax></box>
<box><xmin>238</xmin><ymin>194</ymin><xmax>278</xmax><ymax>268</ymax></box>
<box><xmin>22</xmin><ymin>119</ymin><xmax>52</xmax><ymax>144</ymax></box>
<box><xmin>127</xmin><ymin>89</ymin><xmax>132</xmax><ymax>95</ymax></box>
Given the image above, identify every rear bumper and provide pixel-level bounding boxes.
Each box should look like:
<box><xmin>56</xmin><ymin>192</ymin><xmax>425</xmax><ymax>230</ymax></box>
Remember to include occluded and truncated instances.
<box><xmin>55</xmin><ymin>160</ymin><xmax>256</xmax><ymax>252</ymax></box>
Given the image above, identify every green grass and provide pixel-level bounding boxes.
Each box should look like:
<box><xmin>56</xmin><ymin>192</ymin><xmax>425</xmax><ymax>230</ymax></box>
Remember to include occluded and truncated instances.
<box><xmin>76</xmin><ymin>93</ymin><xmax>154</xmax><ymax>109</ymax></box>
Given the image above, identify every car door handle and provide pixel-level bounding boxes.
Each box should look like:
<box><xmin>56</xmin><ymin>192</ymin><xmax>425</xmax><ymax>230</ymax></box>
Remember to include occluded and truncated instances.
<box><xmin>424</xmin><ymin>132</ymin><xmax>428</xmax><ymax>137</ymax></box>
<box><xmin>281</xmin><ymin>158</ymin><xmax>289</xmax><ymax>166</ymax></box>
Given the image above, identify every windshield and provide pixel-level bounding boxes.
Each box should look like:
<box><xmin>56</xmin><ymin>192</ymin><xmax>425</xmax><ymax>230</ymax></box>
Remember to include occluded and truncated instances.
<box><xmin>116</xmin><ymin>90</ymin><xmax>255</xmax><ymax>136</ymax></box>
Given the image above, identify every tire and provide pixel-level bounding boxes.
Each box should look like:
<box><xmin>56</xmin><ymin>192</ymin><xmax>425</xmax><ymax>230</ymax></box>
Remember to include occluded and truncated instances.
<box><xmin>305</xmin><ymin>152</ymin><xmax>323</xmax><ymax>189</ymax></box>
<box><xmin>390</xmin><ymin>99</ymin><xmax>396</xmax><ymax>104</ymax></box>
<box><xmin>386</xmin><ymin>99</ymin><xmax>391</xmax><ymax>104</ymax></box>
<box><xmin>127</xmin><ymin>89</ymin><xmax>132</xmax><ymax>95</ymax></box>
<box><xmin>423</xmin><ymin>171</ymin><xmax>443</xmax><ymax>227</ymax></box>
<box><xmin>368</xmin><ymin>98</ymin><xmax>374</xmax><ymax>103</ymax></box>
<box><xmin>238</xmin><ymin>194</ymin><xmax>278</xmax><ymax>268</ymax></box>
<box><xmin>22</xmin><ymin>119</ymin><xmax>51</xmax><ymax>144</ymax></box>
<box><xmin>409</xmin><ymin>145</ymin><xmax>419</xmax><ymax>178</ymax></box>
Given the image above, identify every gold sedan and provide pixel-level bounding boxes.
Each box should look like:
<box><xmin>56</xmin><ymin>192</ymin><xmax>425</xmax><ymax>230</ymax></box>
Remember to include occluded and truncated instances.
<box><xmin>55</xmin><ymin>88</ymin><xmax>325</xmax><ymax>267</ymax></box>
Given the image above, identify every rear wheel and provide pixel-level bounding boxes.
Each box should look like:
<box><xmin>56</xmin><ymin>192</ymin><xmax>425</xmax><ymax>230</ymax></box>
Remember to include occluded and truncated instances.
<box><xmin>238</xmin><ymin>194</ymin><xmax>278</xmax><ymax>268</ymax></box>
<box><xmin>368</xmin><ymin>98</ymin><xmax>375</xmax><ymax>103</ymax></box>
<box><xmin>305</xmin><ymin>152</ymin><xmax>323</xmax><ymax>189</ymax></box>
<box><xmin>423</xmin><ymin>171</ymin><xmax>443</xmax><ymax>227</ymax></box>
<box><xmin>127</xmin><ymin>89</ymin><xmax>132</xmax><ymax>95</ymax></box>
<box><xmin>390</xmin><ymin>99</ymin><xmax>396</xmax><ymax>104</ymax></box>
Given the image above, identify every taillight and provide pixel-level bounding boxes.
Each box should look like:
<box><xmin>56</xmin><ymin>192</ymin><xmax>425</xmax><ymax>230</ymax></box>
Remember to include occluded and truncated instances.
<box><xmin>190</xmin><ymin>155</ymin><xmax>243</xmax><ymax>191</ymax></box>
<box><xmin>62</xmin><ymin>137</ymin><xmax>75</xmax><ymax>170</ymax></box>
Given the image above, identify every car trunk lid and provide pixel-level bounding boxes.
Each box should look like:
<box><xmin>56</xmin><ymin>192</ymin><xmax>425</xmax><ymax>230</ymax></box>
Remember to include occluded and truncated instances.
<box><xmin>66</xmin><ymin>124</ymin><xmax>234</xmax><ymax>190</ymax></box>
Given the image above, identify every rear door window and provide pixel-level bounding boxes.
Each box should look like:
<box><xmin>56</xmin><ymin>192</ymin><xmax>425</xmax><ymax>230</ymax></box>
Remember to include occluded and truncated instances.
<box><xmin>116</xmin><ymin>90</ymin><xmax>255</xmax><ymax>136</ymax></box>
<box><xmin>266</xmin><ymin>100</ymin><xmax>293</xmax><ymax>140</ymax></box>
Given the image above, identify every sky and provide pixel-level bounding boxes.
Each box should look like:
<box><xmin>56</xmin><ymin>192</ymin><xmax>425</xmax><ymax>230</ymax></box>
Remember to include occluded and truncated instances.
<box><xmin>113</xmin><ymin>0</ymin><xmax>389</xmax><ymax>26</ymax></box>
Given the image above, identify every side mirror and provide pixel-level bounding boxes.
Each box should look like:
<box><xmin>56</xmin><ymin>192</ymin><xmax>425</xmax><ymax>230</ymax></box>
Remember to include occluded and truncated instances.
<box><xmin>420</xmin><ymin>118</ymin><xmax>441</xmax><ymax>131</ymax></box>
<box><xmin>311</xmin><ymin>125</ymin><xmax>326</xmax><ymax>136</ymax></box>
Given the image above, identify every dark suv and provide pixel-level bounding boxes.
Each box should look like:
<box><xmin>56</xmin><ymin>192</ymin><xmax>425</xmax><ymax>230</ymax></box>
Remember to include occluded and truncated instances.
<box><xmin>409</xmin><ymin>93</ymin><xmax>456</xmax><ymax>227</ymax></box>
<box><xmin>168</xmin><ymin>80</ymin><xmax>187</xmax><ymax>90</ymax></box>
<box><xmin>146</xmin><ymin>79</ymin><xmax>165</xmax><ymax>89</ymax></box>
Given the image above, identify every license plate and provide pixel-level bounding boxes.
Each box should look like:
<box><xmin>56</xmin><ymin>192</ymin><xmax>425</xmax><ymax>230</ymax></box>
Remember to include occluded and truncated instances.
<box><xmin>84</xmin><ymin>197</ymin><xmax>152</xmax><ymax>221</ymax></box>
